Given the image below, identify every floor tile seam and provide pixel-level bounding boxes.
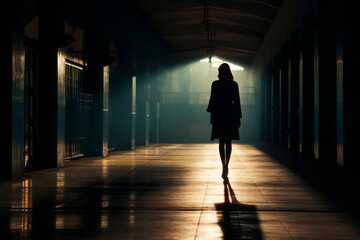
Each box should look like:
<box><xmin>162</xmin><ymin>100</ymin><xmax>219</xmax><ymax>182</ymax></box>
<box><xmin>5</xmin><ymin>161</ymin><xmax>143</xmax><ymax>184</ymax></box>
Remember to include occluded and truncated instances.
<box><xmin>4</xmin><ymin>208</ymin><xmax>205</xmax><ymax>213</ymax></box>
<box><xmin>256</xmin><ymin>160</ymin><xmax>297</xmax><ymax>240</ymax></box>
<box><xmin>193</xmin><ymin>177</ymin><xmax>210</xmax><ymax>240</ymax></box>
<box><xmin>97</xmin><ymin>146</ymin><xmax>203</xmax><ymax>191</ymax></box>
<box><xmin>3</xmin><ymin>207</ymin><xmax>348</xmax><ymax>214</ymax></box>
<box><xmin>193</xmin><ymin>151</ymin><xmax>217</xmax><ymax>240</ymax></box>
<box><xmin>273</xmin><ymin>211</ymin><xmax>295</xmax><ymax>240</ymax></box>
<box><xmin>7</xmin><ymin>148</ymin><xmax>165</xmax><ymax>191</ymax></box>
<box><xmin>246</xmin><ymin>163</ymin><xmax>333</xmax><ymax>213</ymax></box>
<box><xmin>233</xmin><ymin>150</ymin><xmax>272</xmax><ymax>209</ymax></box>
<box><xmin>3</xmin><ymin>168</ymin><xmax>146</xmax><ymax>212</ymax></box>
<box><xmin>102</xmin><ymin>150</ymin><xmax>166</xmax><ymax>185</ymax></box>
<box><xmin>50</xmin><ymin>156</ymin><xmax>155</xmax><ymax>210</ymax></box>
<box><xmin>106</xmin><ymin>144</ymin><xmax>175</xmax><ymax>158</ymax></box>
<box><xmin>51</xmin><ymin>146</ymin><xmax>193</xmax><ymax>215</ymax></box>
<box><xmin>5</xmin><ymin>144</ymin><xmax>188</xmax><ymax>188</ymax></box>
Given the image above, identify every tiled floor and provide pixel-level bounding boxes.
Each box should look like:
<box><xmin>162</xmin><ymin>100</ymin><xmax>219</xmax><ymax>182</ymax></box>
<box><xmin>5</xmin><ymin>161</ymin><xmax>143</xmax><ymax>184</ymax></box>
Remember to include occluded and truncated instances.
<box><xmin>0</xmin><ymin>144</ymin><xmax>359</xmax><ymax>239</ymax></box>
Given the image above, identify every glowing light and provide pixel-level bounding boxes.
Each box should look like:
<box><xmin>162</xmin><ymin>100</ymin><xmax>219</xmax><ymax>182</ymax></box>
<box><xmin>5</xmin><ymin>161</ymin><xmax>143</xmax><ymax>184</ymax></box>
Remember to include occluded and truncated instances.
<box><xmin>199</xmin><ymin>57</ymin><xmax>244</xmax><ymax>71</ymax></box>
<box><xmin>200</xmin><ymin>57</ymin><xmax>223</xmax><ymax>63</ymax></box>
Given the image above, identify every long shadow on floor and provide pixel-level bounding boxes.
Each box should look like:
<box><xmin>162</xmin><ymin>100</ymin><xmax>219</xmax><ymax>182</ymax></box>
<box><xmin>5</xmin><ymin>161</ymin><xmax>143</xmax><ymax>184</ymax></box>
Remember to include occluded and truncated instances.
<box><xmin>215</xmin><ymin>180</ymin><xmax>262</xmax><ymax>240</ymax></box>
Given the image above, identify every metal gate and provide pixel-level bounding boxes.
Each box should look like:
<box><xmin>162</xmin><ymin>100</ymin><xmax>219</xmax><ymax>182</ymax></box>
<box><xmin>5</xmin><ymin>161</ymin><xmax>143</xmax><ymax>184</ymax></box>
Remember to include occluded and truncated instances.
<box><xmin>65</xmin><ymin>62</ymin><xmax>92</xmax><ymax>159</ymax></box>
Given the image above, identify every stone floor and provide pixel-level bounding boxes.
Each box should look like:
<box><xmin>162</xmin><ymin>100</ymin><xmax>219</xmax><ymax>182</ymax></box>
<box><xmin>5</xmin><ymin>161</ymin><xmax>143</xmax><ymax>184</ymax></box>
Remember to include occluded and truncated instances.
<box><xmin>0</xmin><ymin>143</ymin><xmax>359</xmax><ymax>239</ymax></box>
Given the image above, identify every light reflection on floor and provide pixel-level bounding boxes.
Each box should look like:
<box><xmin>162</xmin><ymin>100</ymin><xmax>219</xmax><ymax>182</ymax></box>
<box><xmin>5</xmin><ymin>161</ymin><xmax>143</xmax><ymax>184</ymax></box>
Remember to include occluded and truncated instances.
<box><xmin>10</xmin><ymin>178</ymin><xmax>32</xmax><ymax>231</ymax></box>
<box><xmin>0</xmin><ymin>144</ymin><xmax>359</xmax><ymax>239</ymax></box>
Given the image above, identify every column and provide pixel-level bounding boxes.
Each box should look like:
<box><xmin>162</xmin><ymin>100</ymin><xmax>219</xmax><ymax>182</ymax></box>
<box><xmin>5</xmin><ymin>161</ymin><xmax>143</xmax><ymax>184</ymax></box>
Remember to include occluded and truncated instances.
<box><xmin>1</xmin><ymin>25</ymin><xmax>25</xmax><ymax>180</ymax></box>
<box><xmin>85</xmin><ymin>21</ymin><xmax>108</xmax><ymax>156</ymax></box>
<box><xmin>135</xmin><ymin>56</ymin><xmax>148</xmax><ymax>147</ymax></box>
<box><xmin>302</xmin><ymin>14</ymin><xmax>315</xmax><ymax>157</ymax></box>
<box><xmin>280</xmin><ymin>48</ymin><xmax>289</xmax><ymax>148</ymax></box>
<box><xmin>109</xmin><ymin>41</ymin><xmax>134</xmax><ymax>150</ymax></box>
<box><xmin>335</xmin><ymin>0</ymin><xmax>344</xmax><ymax>167</ymax></box>
<box><xmin>289</xmin><ymin>34</ymin><xmax>300</xmax><ymax>152</ymax></box>
<box><xmin>272</xmin><ymin>58</ymin><xmax>280</xmax><ymax>145</ymax></box>
<box><xmin>343</xmin><ymin>0</ymin><xmax>360</xmax><ymax>212</ymax></box>
<box><xmin>36</xmin><ymin>0</ymin><xmax>66</xmax><ymax>168</ymax></box>
<box><xmin>149</xmin><ymin>65</ymin><xmax>161</xmax><ymax>144</ymax></box>
<box><xmin>318</xmin><ymin>0</ymin><xmax>337</xmax><ymax>163</ymax></box>
<box><xmin>264</xmin><ymin>68</ymin><xmax>271</xmax><ymax>142</ymax></box>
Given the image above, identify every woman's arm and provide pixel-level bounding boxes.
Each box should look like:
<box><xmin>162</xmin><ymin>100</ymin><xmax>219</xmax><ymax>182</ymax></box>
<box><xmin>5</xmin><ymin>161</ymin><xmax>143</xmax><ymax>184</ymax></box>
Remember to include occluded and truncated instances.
<box><xmin>234</xmin><ymin>82</ymin><xmax>242</xmax><ymax>119</ymax></box>
<box><xmin>207</xmin><ymin>81</ymin><xmax>216</xmax><ymax>113</ymax></box>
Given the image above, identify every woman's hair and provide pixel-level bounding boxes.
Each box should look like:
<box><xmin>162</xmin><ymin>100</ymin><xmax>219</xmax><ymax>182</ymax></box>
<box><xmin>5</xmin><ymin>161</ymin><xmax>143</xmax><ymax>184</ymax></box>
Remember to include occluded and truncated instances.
<box><xmin>218</xmin><ymin>63</ymin><xmax>234</xmax><ymax>81</ymax></box>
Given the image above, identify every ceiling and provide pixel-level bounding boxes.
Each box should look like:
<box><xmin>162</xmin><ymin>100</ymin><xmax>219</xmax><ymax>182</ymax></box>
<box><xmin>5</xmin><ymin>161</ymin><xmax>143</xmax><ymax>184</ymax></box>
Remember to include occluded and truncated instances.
<box><xmin>134</xmin><ymin>0</ymin><xmax>283</xmax><ymax>67</ymax></box>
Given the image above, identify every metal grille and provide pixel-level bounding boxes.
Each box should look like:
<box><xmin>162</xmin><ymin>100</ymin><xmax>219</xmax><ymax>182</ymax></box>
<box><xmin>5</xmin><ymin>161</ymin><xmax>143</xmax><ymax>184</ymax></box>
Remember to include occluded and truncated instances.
<box><xmin>161</xmin><ymin>87</ymin><xmax>256</xmax><ymax>105</ymax></box>
<box><xmin>65</xmin><ymin>63</ymin><xmax>93</xmax><ymax>159</ymax></box>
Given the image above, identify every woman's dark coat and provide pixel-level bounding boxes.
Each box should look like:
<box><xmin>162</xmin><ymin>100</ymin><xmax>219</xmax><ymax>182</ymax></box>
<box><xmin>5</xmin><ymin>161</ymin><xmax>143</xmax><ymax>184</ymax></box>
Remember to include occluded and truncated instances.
<box><xmin>206</xmin><ymin>80</ymin><xmax>242</xmax><ymax>141</ymax></box>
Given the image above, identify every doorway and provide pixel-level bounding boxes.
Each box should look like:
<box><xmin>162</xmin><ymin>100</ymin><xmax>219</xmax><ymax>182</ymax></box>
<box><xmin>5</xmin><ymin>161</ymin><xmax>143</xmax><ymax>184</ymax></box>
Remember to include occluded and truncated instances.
<box><xmin>24</xmin><ymin>45</ymin><xmax>37</xmax><ymax>170</ymax></box>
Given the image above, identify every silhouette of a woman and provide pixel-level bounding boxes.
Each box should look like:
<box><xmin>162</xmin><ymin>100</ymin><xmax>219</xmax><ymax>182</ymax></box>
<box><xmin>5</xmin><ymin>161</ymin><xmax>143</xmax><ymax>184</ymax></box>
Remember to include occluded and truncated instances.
<box><xmin>207</xmin><ymin>63</ymin><xmax>242</xmax><ymax>180</ymax></box>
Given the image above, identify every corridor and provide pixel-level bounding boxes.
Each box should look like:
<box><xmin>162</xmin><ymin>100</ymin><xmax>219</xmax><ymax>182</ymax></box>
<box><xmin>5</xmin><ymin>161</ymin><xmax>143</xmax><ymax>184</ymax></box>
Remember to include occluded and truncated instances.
<box><xmin>1</xmin><ymin>144</ymin><xmax>359</xmax><ymax>239</ymax></box>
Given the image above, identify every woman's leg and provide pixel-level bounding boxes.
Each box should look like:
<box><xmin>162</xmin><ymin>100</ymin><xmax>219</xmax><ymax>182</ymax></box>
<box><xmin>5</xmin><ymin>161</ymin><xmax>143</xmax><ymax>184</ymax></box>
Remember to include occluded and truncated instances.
<box><xmin>222</xmin><ymin>140</ymin><xmax>232</xmax><ymax>179</ymax></box>
<box><xmin>219</xmin><ymin>138</ymin><xmax>233</xmax><ymax>179</ymax></box>
<box><xmin>219</xmin><ymin>139</ymin><xmax>226</xmax><ymax>166</ymax></box>
<box><xmin>219</xmin><ymin>139</ymin><xmax>227</xmax><ymax>179</ymax></box>
<box><xmin>225</xmin><ymin>140</ymin><xmax>232</xmax><ymax>167</ymax></box>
